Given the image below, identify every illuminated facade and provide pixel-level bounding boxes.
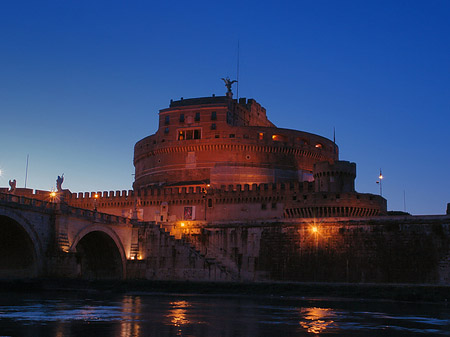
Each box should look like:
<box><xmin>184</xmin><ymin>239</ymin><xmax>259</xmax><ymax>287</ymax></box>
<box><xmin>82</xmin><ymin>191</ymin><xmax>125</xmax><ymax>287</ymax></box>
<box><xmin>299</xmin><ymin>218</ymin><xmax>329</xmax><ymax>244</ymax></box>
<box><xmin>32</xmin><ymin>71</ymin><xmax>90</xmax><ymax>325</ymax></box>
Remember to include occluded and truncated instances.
<box><xmin>66</xmin><ymin>91</ymin><xmax>386</xmax><ymax>221</ymax></box>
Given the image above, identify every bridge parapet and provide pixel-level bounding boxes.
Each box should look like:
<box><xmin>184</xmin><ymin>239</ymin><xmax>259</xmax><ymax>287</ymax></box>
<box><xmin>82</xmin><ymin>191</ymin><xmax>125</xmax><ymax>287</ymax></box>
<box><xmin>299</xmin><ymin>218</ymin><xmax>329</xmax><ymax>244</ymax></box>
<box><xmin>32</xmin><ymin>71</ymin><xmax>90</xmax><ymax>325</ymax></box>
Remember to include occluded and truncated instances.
<box><xmin>59</xmin><ymin>204</ymin><xmax>132</xmax><ymax>226</ymax></box>
<box><xmin>0</xmin><ymin>192</ymin><xmax>56</xmax><ymax>212</ymax></box>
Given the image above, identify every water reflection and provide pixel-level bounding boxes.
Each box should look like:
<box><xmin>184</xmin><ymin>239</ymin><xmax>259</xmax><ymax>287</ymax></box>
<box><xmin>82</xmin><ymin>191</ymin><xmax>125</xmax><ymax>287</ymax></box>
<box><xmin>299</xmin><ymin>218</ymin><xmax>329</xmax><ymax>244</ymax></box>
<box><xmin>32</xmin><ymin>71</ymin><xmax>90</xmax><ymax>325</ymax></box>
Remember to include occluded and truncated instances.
<box><xmin>299</xmin><ymin>307</ymin><xmax>336</xmax><ymax>334</ymax></box>
<box><xmin>120</xmin><ymin>296</ymin><xmax>142</xmax><ymax>337</ymax></box>
<box><xmin>0</xmin><ymin>292</ymin><xmax>449</xmax><ymax>337</ymax></box>
<box><xmin>166</xmin><ymin>300</ymin><xmax>191</xmax><ymax>327</ymax></box>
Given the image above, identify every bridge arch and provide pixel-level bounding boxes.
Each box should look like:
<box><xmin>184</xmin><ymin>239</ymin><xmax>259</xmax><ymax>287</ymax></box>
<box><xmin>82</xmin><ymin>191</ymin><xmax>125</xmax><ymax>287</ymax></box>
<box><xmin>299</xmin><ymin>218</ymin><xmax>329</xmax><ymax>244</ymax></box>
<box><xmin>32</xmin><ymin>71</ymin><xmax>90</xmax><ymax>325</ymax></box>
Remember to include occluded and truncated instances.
<box><xmin>70</xmin><ymin>225</ymin><xmax>127</xmax><ymax>279</ymax></box>
<box><xmin>0</xmin><ymin>212</ymin><xmax>44</xmax><ymax>278</ymax></box>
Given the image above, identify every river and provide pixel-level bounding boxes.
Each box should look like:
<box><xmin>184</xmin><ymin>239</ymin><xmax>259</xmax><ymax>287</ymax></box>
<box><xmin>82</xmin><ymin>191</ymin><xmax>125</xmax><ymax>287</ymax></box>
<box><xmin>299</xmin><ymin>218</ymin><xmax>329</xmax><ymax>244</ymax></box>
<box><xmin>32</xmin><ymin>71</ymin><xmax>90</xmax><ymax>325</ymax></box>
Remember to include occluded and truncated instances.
<box><xmin>0</xmin><ymin>291</ymin><xmax>449</xmax><ymax>336</ymax></box>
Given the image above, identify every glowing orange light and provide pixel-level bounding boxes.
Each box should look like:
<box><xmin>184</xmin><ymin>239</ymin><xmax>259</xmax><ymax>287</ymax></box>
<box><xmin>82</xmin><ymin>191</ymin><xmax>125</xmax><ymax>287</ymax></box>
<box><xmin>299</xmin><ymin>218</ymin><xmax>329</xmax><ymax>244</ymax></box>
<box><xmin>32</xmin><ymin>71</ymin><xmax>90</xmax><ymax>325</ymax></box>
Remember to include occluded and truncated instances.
<box><xmin>300</xmin><ymin>307</ymin><xmax>335</xmax><ymax>334</ymax></box>
<box><xmin>180</xmin><ymin>222</ymin><xmax>185</xmax><ymax>227</ymax></box>
<box><xmin>94</xmin><ymin>194</ymin><xmax>99</xmax><ymax>199</ymax></box>
<box><xmin>311</xmin><ymin>226</ymin><xmax>318</xmax><ymax>233</ymax></box>
<box><xmin>50</xmin><ymin>191</ymin><xmax>56</xmax><ymax>197</ymax></box>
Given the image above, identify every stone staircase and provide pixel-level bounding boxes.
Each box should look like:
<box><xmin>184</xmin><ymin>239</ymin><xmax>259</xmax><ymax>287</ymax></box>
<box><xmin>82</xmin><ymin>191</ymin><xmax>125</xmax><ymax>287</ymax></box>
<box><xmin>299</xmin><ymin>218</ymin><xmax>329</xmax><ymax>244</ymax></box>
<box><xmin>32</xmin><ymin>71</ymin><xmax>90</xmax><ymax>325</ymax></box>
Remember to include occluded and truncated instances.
<box><xmin>153</xmin><ymin>223</ymin><xmax>241</xmax><ymax>281</ymax></box>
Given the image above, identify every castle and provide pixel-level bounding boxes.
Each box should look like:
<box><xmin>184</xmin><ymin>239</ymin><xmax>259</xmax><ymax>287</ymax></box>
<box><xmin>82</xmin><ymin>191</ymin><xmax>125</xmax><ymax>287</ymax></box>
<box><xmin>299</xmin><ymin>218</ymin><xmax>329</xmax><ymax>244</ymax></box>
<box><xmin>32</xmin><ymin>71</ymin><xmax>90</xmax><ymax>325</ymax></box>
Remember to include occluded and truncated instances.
<box><xmin>2</xmin><ymin>84</ymin><xmax>450</xmax><ymax>283</ymax></box>
<box><xmin>65</xmin><ymin>86</ymin><xmax>386</xmax><ymax>222</ymax></box>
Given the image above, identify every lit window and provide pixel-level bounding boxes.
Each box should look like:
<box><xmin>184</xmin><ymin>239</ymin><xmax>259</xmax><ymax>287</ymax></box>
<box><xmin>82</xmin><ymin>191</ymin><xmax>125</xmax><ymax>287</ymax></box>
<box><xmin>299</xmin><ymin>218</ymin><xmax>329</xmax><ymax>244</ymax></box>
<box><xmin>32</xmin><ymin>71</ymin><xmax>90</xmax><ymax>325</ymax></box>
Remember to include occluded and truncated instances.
<box><xmin>272</xmin><ymin>134</ymin><xmax>288</xmax><ymax>142</ymax></box>
<box><xmin>315</xmin><ymin>143</ymin><xmax>323</xmax><ymax>149</ymax></box>
<box><xmin>258</xmin><ymin>132</ymin><xmax>264</xmax><ymax>140</ymax></box>
<box><xmin>178</xmin><ymin>129</ymin><xmax>201</xmax><ymax>140</ymax></box>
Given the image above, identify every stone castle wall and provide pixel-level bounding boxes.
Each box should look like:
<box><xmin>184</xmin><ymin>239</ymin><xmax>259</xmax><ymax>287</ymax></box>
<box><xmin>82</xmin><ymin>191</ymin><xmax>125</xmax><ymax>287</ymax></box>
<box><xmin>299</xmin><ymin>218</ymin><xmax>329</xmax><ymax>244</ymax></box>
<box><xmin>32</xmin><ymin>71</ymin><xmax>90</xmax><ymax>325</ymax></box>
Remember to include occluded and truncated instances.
<box><xmin>166</xmin><ymin>216</ymin><xmax>450</xmax><ymax>283</ymax></box>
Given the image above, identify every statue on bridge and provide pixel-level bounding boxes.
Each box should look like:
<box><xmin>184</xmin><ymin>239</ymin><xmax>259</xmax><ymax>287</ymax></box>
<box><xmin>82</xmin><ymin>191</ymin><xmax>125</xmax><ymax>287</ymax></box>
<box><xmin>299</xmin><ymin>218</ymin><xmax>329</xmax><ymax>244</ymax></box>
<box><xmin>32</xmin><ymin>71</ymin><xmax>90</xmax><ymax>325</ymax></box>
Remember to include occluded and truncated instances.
<box><xmin>8</xmin><ymin>179</ymin><xmax>16</xmax><ymax>193</ymax></box>
<box><xmin>56</xmin><ymin>174</ymin><xmax>64</xmax><ymax>192</ymax></box>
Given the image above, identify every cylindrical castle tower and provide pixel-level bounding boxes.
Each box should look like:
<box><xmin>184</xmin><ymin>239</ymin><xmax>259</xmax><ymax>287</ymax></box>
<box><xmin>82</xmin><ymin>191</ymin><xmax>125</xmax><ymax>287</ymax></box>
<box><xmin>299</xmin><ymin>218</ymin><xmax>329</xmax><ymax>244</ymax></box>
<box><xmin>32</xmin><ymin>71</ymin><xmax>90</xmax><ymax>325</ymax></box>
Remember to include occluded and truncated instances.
<box><xmin>133</xmin><ymin>95</ymin><xmax>338</xmax><ymax>190</ymax></box>
<box><xmin>313</xmin><ymin>160</ymin><xmax>356</xmax><ymax>193</ymax></box>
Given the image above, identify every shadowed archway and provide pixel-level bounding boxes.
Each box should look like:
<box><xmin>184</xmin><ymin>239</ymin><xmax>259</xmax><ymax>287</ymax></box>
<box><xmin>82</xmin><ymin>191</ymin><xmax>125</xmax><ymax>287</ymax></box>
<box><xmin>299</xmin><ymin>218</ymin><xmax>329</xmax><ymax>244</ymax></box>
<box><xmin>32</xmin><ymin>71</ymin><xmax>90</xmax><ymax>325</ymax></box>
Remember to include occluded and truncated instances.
<box><xmin>0</xmin><ymin>215</ymin><xmax>38</xmax><ymax>278</ymax></box>
<box><xmin>75</xmin><ymin>231</ymin><xmax>124</xmax><ymax>279</ymax></box>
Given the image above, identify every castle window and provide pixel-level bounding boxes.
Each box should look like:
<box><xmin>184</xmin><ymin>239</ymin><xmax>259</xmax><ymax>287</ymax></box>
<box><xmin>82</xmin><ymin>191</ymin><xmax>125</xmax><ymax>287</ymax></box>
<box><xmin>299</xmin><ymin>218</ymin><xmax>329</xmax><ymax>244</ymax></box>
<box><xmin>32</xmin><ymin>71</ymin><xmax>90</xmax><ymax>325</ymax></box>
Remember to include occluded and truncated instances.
<box><xmin>215</xmin><ymin>134</ymin><xmax>219</xmax><ymax>138</ymax></box>
<box><xmin>229</xmin><ymin>134</ymin><xmax>235</xmax><ymax>138</ymax></box>
<box><xmin>195</xmin><ymin>112</ymin><xmax>200</xmax><ymax>121</ymax></box>
<box><xmin>180</xmin><ymin>114</ymin><xmax>185</xmax><ymax>123</ymax></box>
<box><xmin>208</xmin><ymin>198</ymin><xmax>213</xmax><ymax>207</ymax></box>
<box><xmin>178</xmin><ymin>128</ymin><xmax>201</xmax><ymax>140</ymax></box>
<box><xmin>164</xmin><ymin>127</ymin><xmax>169</xmax><ymax>134</ymax></box>
<box><xmin>315</xmin><ymin>143</ymin><xmax>323</xmax><ymax>149</ymax></box>
<box><xmin>211</xmin><ymin>123</ymin><xmax>216</xmax><ymax>130</ymax></box>
<box><xmin>211</xmin><ymin>111</ymin><xmax>217</xmax><ymax>120</ymax></box>
<box><xmin>259</xmin><ymin>132</ymin><xmax>264</xmax><ymax>140</ymax></box>
<box><xmin>261</xmin><ymin>203</ymin><xmax>267</xmax><ymax>210</ymax></box>
<box><xmin>165</xmin><ymin>115</ymin><xmax>170</xmax><ymax>125</ymax></box>
<box><xmin>243</xmin><ymin>134</ymin><xmax>249</xmax><ymax>139</ymax></box>
<box><xmin>271</xmin><ymin>202</ymin><xmax>277</xmax><ymax>209</ymax></box>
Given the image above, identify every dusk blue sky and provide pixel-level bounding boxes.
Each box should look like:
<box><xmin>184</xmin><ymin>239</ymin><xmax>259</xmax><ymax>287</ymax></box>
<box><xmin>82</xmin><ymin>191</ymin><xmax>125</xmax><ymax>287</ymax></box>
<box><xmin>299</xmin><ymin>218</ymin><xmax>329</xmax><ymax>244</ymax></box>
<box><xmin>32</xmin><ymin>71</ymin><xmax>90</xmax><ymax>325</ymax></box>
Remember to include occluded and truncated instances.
<box><xmin>0</xmin><ymin>1</ymin><xmax>449</xmax><ymax>215</ymax></box>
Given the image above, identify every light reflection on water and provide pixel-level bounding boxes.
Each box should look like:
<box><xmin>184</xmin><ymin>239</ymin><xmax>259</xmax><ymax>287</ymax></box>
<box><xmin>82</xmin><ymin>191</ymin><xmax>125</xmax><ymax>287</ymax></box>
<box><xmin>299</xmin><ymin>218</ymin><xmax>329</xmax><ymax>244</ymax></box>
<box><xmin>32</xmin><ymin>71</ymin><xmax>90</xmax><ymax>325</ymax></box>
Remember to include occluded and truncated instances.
<box><xmin>0</xmin><ymin>292</ymin><xmax>449</xmax><ymax>336</ymax></box>
<box><xmin>299</xmin><ymin>307</ymin><xmax>336</xmax><ymax>334</ymax></box>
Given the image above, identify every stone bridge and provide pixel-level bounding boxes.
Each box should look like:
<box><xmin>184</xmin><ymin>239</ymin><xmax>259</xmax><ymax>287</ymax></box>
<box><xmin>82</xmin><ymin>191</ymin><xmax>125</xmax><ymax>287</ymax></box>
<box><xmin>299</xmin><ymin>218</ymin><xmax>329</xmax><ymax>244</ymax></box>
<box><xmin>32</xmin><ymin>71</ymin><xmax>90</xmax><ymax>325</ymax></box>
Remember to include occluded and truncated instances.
<box><xmin>0</xmin><ymin>193</ymin><xmax>233</xmax><ymax>281</ymax></box>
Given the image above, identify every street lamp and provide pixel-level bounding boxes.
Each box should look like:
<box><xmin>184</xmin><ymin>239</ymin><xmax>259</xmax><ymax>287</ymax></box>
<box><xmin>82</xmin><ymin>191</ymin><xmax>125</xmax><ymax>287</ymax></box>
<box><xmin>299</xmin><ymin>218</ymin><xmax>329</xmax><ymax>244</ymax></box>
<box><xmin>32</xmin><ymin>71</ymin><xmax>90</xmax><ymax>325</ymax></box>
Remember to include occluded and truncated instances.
<box><xmin>50</xmin><ymin>191</ymin><xmax>56</xmax><ymax>203</ymax></box>
<box><xmin>376</xmin><ymin>169</ymin><xmax>383</xmax><ymax>196</ymax></box>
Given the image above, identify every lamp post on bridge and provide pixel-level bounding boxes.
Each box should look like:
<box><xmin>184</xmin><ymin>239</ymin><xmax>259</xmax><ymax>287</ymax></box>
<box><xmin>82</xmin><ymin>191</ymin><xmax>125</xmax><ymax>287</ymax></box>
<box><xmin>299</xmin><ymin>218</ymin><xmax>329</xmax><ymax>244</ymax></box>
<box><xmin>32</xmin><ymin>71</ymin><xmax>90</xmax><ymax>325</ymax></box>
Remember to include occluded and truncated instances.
<box><xmin>94</xmin><ymin>193</ymin><xmax>99</xmax><ymax>212</ymax></box>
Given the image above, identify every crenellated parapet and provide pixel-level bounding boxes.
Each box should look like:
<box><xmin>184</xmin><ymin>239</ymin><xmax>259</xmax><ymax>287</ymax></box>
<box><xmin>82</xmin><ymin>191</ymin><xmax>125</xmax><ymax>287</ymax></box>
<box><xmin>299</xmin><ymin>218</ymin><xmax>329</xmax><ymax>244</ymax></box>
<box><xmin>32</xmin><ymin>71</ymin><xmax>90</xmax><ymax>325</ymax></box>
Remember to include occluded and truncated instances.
<box><xmin>61</xmin><ymin>180</ymin><xmax>386</xmax><ymax>222</ymax></box>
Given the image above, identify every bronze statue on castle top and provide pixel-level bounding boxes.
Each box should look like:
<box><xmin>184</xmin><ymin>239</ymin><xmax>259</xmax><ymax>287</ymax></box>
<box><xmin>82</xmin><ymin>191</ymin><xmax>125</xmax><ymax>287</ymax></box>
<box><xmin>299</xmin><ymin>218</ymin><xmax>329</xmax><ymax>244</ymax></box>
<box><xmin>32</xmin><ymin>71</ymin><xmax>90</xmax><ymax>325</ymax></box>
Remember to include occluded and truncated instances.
<box><xmin>221</xmin><ymin>77</ymin><xmax>237</xmax><ymax>95</ymax></box>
